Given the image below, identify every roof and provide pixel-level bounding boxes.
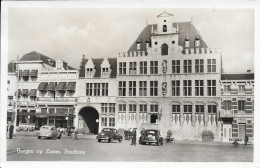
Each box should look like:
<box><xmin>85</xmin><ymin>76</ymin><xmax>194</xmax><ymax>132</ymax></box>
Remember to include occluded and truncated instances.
<box><xmin>8</xmin><ymin>61</ymin><xmax>16</xmax><ymax>73</ymax></box>
<box><xmin>79</xmin><ymin>58</ymin><xmax>117</xmax><ymax>78</ymax></box>
<box><xmin>221</xmin><ymin>73</ymin><xmax>254</xmax><ymax>80</ymax></box>
<box><xmin>19</xmin><ymin>51</ymin><xmax>76</xmax><ymax>70</ymax></box>
<box><xmin>128</xmin><ymin>22</ymin><xmax>208</xmax><ymax>53</ymax></box>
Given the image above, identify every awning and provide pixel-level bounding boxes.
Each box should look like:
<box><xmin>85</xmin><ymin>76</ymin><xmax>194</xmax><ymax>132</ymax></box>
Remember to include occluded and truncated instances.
<box><xmin>46</xmin><ymin>82</ymin><xmax>56</xmax><ymax>91</ymax></box>
<box><xmin>22</xmin><ymin>89</ymin><xmax>29</xmax><ymax>95</ymax></box>
<box><xmin>29</xmin><ymin>70</ymin><xmax>38</xmax><ymax>77</ymax></box>
<box><xmin>56</xmin><ymin>82</ymin><xmax>66</xmax><ymax>91</ymax></box>
<box><xmin>65</xmin><ymin>82</ymin><xmax>76</xmax><ymax>91</ymax></box>
<box><xmin>28</xmin><ymin>89</ymin><xmax>37</xmax><ymax>96</ymax></box>
<box><xmin>38</xmin><ymin>82</ymin><xmax>48</xmax><ymax>91</ymax></box>
<box><xmin>21</xmin><ymin>70</ymin><xmax>30</xmax><ymax>77</ymax></box>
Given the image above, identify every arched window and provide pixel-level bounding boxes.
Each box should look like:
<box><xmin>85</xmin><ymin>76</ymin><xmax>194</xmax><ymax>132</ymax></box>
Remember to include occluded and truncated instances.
<box><xmin>161</xmin><ymin>44</ymin><xmax>168</xmax><ymax>55</ymax></box>
<box><xmin>163</xmin><ymin>25</ymin><xmax>167</xmax><ymax>32</ymax></box>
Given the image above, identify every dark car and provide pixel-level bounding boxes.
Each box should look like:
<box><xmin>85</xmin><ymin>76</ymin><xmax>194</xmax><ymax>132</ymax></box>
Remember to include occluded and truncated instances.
<box><xmin>97</xmin><ymin>128</ymin><xmax>123</xmax><ymax>143</ymax></box>
<box><xmin>139</xmin><ymin>129</ymin><xmax>164</xmax><ymax>146</ymax></box>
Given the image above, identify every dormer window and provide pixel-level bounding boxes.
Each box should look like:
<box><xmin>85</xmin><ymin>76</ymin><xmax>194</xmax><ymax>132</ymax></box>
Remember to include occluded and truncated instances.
<box><xmin>185</xmin><ymin>41</ymin><xmax>190</xmax><ymax>48</ymax></box>
<box><xmin>137</xmin><ymin>43</ymin><xmax>141</xmax><ymax>50</ymax></box>
<box><xmin>163</xmin><ymin>25</ymin><xmax>167</xmax><ymax>32</ymax></box>
<box><xmin>47</xmin><ymin>59</ymin><xmax>54</xmax><ymax>66</ymax></box>
<box><xmin>195</xmin><ymin>40</ymin><xmax>200</xmax><ymax>47</ymax></box>
<box><xmin>101</xmin><ymin>57</ymin><xmax>111</xmax><ymax>78</ymax></box>
<box><xmin>102</xmin><ymin>68</ymin><xmax>109</xmax><ymax>77</ymax></box>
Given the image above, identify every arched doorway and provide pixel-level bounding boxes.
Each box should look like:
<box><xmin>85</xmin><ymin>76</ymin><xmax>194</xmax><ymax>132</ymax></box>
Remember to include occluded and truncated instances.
<box><xmin>78</xmin><ymin>107</ymin><xmax>99</xmax><ymax>134</ymax></box>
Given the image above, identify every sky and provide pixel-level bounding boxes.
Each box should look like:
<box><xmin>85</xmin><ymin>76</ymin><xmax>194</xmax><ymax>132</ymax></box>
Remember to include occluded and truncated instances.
<box><xmin>8</xmin><ymin>8</ymin><xmax>254</xmax><ymax>73</ymax></box>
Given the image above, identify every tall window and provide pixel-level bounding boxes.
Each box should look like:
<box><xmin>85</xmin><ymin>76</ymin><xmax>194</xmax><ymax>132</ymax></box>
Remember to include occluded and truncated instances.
<box><xmin>101</xmin><ymin>117</ymin><xmax>107</xmax><ymax>126</ymax></box>
<box><xmin>101</xmin><ymin>103</ymin><xmax>108</xmax><ymax>113</ymax></box>
<box><xmin>129</xmin><ymin>62</ymin><xmax>137</xmax><ymax>75</ymax></box>
<box><xmin>139</xmin><ymin>104</ymin><xmax>147</xmax><ymax>122</ymax></box>
<box><xmin>223</xmin><ymin>100</ymin><xmax>231</xmax><ymax>110</ymax></box>
<box><xmin>101</xmin><ymin>103</ymin><xmax>115</xmax><ymax>113</ymax></box>
<box><xmin>161</xmin><ymin>44</ymin><xmax>168</xmax><ymax>55</ymax></box>
<box><xmin>223</xmin><ymin>84</ymin><xmax>231</xmax><ymax>92</ymax></box>
<box><xmin>102</xmin><ymin>83</ymin><xmax>108</xmax><ymax>96</ymax></box>
<box><xmin>172</xmin><ymin>80</ymin><xmax>180</xmax><ymax>96</ymax></box>
<box><xmin>208</xmin><ymin>105</ymin><xmax>217</xmax><ymax>114</ymax></box>
<box><xmin>183</xmin><ymin>60</ymin><xmax>192</xmax><ymax>73</ymax></box>
<box><xmin>207</xmin><ymin>59</ymin><xmax>216</xmax><ymax>73</ymax></box>
<box><xmin>86</xmin><ymin>83</ymin><xmax>92</xmax><ymax>96</ymax></box>
<box><xmin>139</xmin><ymin>81</ymin><xmax>147</xmax><ymax>96</ymax></box>
<box><xmin>183</xmin><ymin>80</ymin><xmax>192</xmax><ymax>96</ymax></box>
<box><xmin>119</xmin><ymin>62</ymin><xmax>126</xmax><ymax>75</ymax></box>
<box><xmin>119</xmin><ymin>81</ymin><xmax>126</xmax><ymax>96</ymax></box>
<box><xmin>172</xmin><ymin>105</ymin><xmax>180</xmax><ymax>113</ymax></box>
<box><xmin>184</xmin><ymin>105</ymin><xmax>192</xmax><ymax>114</ymax></box>
<box><xmin>195</xmin><ymin>80</ymin><xmax>204</xmax><ymax>96</ymax></box>
<box><xmin>163</xmin><ymin>25</ymin><xmax>167</xmax><ymax>32</ymax></box>
<box><xmin>94</xmin><ymin>83</ymin><xmax>100</xmax><ymax>96</ymax></box>
<box><xmin>129</xmin><ymin>81</ymin><xmax>136</xmax><ymax>96</ymax></box>
<box><xmin>238</xmin><ymin>100</ymin><xmax>245</xmax><ymax>111</ymax></box>
<box><xmin>150</xmin><ymin>81</ymin><xmax>158</xmax><ymax>96</ymax></box>
<box><xmin>140</xmin><ymin>61</ymin><xmax>147</xmax><ymax>74</ymax></box>
<box><xmin>195</xmin><ymin>59</ymin><xmax>204</xmax><ymax>73</ymax></box>
<box><xmin>150</xmin><ymin>61</ymin><xmax>158</xmax><ymax>74</ymax></box>
<box><xmin>196</xmin><ymin>105</ymin><xmax>204</xmax><ymax>114</ymax></box>
<box><xmin>172</xmin><ymin>60</ymin><xmax>180</xmax><ymax>73</ymax></box>
<box><xmin>150</xmin><ymin>104</ymin><xmax>158</xmax><ymax>112</ymax></box>
<box><xmin>119</xmin><ymin>104</ymin><xmax>126</xmax><ymax>113</ymax></box>
<box><xmin>109</xmin><ymin>118</ymin><xmax>115</xmax><ymax>127</ymax></box>
<box><xmin>208</xmin><ymin>80</ymin><xmax>216</xmax><ymax>96</ymax></box>
<box><xmin>238</xmin><ymin>85</ymin><xmax>245</xmax><ymax>92</ymax></box>
<box><xmin>129</xmin><ymin>104</ymin><xmax>137</xmax><ymax>122</ymax></box>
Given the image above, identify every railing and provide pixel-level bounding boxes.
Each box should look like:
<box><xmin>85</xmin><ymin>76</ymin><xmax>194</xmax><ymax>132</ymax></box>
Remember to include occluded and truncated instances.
<box><xmin>219</xmin><ymin>110</ymin><xmax>234</xmax><ymax>118</ymax></box>
<box><xmin>37</xmin><ymin>97</ymin><xmax>77</xmax><ymax>102</ymax></box>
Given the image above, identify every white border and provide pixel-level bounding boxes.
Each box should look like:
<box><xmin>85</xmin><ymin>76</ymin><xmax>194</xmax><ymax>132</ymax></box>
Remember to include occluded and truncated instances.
<box><xmin>1</xmin><ymin>1</ymin><xmax>260</xmax><ymax>168</ymax></box>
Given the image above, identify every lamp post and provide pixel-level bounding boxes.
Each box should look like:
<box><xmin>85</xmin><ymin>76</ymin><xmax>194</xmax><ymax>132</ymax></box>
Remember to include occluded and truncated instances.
<box><xmin>13</xmin><ymin>58</ymin><xmax>20</xmax><ymax>135</ymax></box>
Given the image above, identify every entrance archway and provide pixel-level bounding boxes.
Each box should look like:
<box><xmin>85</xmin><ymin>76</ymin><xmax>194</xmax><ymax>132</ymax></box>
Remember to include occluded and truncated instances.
<box><xmin>78</xmin><ymin>107</ymin><xmax>99</xmax><ymax>134</ymax></box>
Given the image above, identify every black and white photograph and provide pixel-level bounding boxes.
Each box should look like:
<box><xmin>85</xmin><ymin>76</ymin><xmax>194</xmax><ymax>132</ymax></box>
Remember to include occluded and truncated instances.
<box><xmin>1</xmin><ymin>1</ymin><xmax>259</xmax><ymax>168</ymax></box>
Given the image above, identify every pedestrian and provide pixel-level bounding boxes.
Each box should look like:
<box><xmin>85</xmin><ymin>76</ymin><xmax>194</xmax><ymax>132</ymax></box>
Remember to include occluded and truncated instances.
<box><xmin>67</xmin><ymin>126</ymin><xmax>71</xmax><ymax>136</ymax></box>
<box><xmin>9</xmin><ymin>123</ymin><xmax>14</xmax><ymax>139</ymax></box>
<box><xmin>128</xmin><ymin>128</ymin><xmax>132</xmax><ymax>140</ymax></box>
<box><xmin>131</xmin><ymin>128</ymin><xmax>137</xmax><ymax>146</ymax></box>
<box><xmin>244</xmin><ymin>135</ymin><xmax>249</xmax><ymax>146</ymax></box>
<box><xmin>74</xmin><ymin>128</ymin><xmax>78</xmax><ymax>140</ymax></box>
<box><xmin>141</xmin><ymin>128</ymin><xmax>145</xmax><ymax>142</ymax></box>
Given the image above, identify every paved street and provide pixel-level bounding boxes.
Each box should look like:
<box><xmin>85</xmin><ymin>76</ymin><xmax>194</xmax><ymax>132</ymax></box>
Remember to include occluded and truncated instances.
<box><xmin>7</xmin><ymin>134</ymin><xmax>253</xmax><ymax>162</ymax></box>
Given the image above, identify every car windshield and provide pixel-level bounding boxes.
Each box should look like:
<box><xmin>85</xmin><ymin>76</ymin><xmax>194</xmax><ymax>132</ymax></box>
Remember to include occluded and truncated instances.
<box><xmin>146</xmin><ymin>130</ymin><xmax>158</xmax><ymax>134</ymax></box>
<box><xmin>41</xmin><ymin>127</ymin><xmax>51</xmax><ymax>130</ymax></box>
<box><xmin>102</xmin><ymin>128</ymin><xmax>117</xmax><ymax>133</ymax></box>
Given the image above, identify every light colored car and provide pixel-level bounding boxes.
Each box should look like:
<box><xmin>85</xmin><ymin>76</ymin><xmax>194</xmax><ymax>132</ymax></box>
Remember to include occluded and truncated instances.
<box><xmin>38</xmin><ymin>126</ymin><xmax>62</xmax><ymax>139</ymax></box>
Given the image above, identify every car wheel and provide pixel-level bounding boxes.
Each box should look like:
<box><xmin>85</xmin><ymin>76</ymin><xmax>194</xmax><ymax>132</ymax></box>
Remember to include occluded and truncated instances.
<box><xmin>98</xmin><ymin>139</ymin><xmax>101</xmax><ymax>142</ymax></box>
<box><xmin>58</xmin><ymin>135</ymin><xmax>61</xmax><ymax>139</ymax></box>
<box><xmin>119</xmin><ymin>138</ymin><xmax>122</xmax><ymax>143</ymax></box>
<box><xmin>142</xmin><ymin>142</ymin><xmax>146</xmax><ymax>145</ymax></box>
<box><xmin>161</xmin><ymin>142</ymin><xmax>163</xmax><ymax>146</ymax></box>
<box><xmin>38</xmin><ymin>136</ymin><xmax>41</xmax><ymax>139</ymax></box>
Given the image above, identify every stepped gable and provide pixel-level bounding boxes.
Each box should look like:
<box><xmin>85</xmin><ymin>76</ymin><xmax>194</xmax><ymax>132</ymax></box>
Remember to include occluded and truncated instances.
<box><xmin>79</xmin><ymin>57</ymin><xmax>117</xmax><ymax>78</ymax></box>
<box><xmin>128</xmin><ymin>22</ymin><xmax>208</xmax><ymax>52</ymax></box>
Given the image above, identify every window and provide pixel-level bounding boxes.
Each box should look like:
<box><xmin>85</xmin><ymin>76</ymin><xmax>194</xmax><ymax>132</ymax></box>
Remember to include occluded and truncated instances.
<box><xmin>238</xmin><ymin>100</ymin><xmax>245</xmax><ymax>111</ymax></box>
<box><xmin>119</xmin><ymin>81</ymin><xmax>126</xmax><ymax>96</ymax></box>
<box><xmin>238</xmin><ymin>124</ymin><xmax>246</xmax><ymax>138</ymax></box>
<box><xmin>207</xmin><ymin>59</ymin><xmax>216</xmax><ymax>73</ymax></box>
<box><xmin>150</xmin><ymin>104</ymin><xmax>158</xmax><ymax>112</ymax></box>
<box><xmin>129</xmin><ymin>62</ymin><xmax>137</xmax><ymax>75</ymax></box>
<box><xmin>102</xmin><ymin>83</ymin><xmax>108</xmax><ymax>96</ymax></box>
<box><xmin>119</xmin><ymin>62</ymin><xmax>126</xmax><ymax>75</ymax></box>
<box><xmin>137</xmin><ymin>43</ymin><xmax>141</xmax><ymax>50</ymax></box>
<box><xmin>94</xmin><ymin>83</ymin><xmax>100</xmax><ymax>96</ymax></box>
<box><xmin>223</xmin><ymin>84</ymin><xmax>231</xmax><ymax>92</ymax></box>
<box><xmin>238</xmin><ymin>85</ymin><xmax>245</xmax><ymax>92</ymax></box>
<box><xmin>184</xmin><ymin>105</ymin><xmax>192</xmax><ymax>114</ymax></box>
<box><xmin>139</xmin><ymin>81</ymin><xmax>147</xmax><ymax>96</ymax></box>
<box><xmin>172</xmin><ymin>60</ymin><xmax>180</xmax><ymax>73</ymax></box>
<box><xmin>195</xmin><ymin>59</ymin><xmax>204</xmax><ymax>73</ymax></box>
<box><xmin>155</xmin><ymin>42</ymin><xmax>158</xmax><ymax>45</ymax></box>
<box><xmin>109</xmin><ymin>103</ymin><xmax>115</xmax><ymax>113</ymax></box>
<box><xmin>208</xmin><ymin>105</ymin><xmax>217</xmax><ymax>113</ymax></box>
<box><xmin>109</xmin><ymin>118</ymin><xmax>115</xmax><ymax>127</ymax></box>
<box><xmin>86</xmin><ymin>68</ymin><xmax>93</xmax><ymax>76</ymax></box>
<box><xmin>183</xmin><ymin>80</ymin><xmax>192</xmax><ymax>96</ymax></box>
<box><xmin>139</xmin><ymin>104</ymin><xmax>147</xmax><ymax>122</ymax></box>
<box><xmin>183</xmin><ymin>60</ymin><xmax>192</xmax><ymax>73</ymax></box>
<box><xmin>101</xmin><ymin>117</ymin><xmax>107</xmax><ymax>126</ymax></box>
<box><xmin>86</xmin><ymin>83</ymin><xmax>92</xmax><ymax>96</ymax></box>
<box><xmin>101</xmin><ymin>103</ymin><xmax>108</xmax><ymax>113</ymax></box>
<box><xmin>129</xmin><ymin>104</ymin><xmax>137</xmax><ymax>113</ymax></box>
<box><xmin>161</xmin><ymin>44</ymin><xmax>168</xmax><ymax>55</ymax></box>
<box><xmin>195</xmin><ymin>80</ymin><xmax>204</xmax><ymax>96</ymax></box>
<box><xmin>150</xmin><ymin>81</ymin><xmax>158</xmax><ymax>96</ymax></box>
<box><xmin>140</xmin><ymin>61</ymin><xmax>147</xmax><ymax>74</ymax></box>
<box><xmin>129</xmin><ymin>81</ymin><xmax>136</xmax><ymax>96</ymax></box>
<box><xmin>208</xmin><ymin>80</ymin><xmax>216</xmax><ymax>96</ymax></box>
<box><xmin>223</xmin><ymin>100</ymin><xmax>231</xmax><ymax>110</ymax></box>
<box><xmin>172</xmin><ymin>105</ymin><xmax>180</xmax><ymax>113</ymax></box>
<box><xmin>150</xmin><ymin>61</ymin><xmax>158</xmax><ymax>74</ymax></box>
<box><xmin>172</xmin><ymin>80</ymin><xmax>180</xmax><ymax>96</ymax></box>
<box><xmin>119</xmin><ymin>104</ymin><xmax>126</xmax><ymax>113</ymax></box>
<box><xmin>196</xmin><ymin>105</ymin><xmax>204</xmax><ymax>114</ymax></box>
<box><xmin>102</xmin><ymin>68</ymin><xmax>109</xmax><ymax>76</ymax></box>
<box><xmin>163</xmin><ymin>25</ymin><xmax>167</xmax><ymax>32</ymax></box>
<box><xmin>101</xmin><ymin>103</ymin><xmax>115</xmax><ymax>113</ymax></box>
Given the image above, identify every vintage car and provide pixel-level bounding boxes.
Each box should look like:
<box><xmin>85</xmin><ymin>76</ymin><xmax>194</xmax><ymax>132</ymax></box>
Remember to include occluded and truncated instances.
<box><xmin>38</xmin><ymin>126</ymin><xmax>62</xmax><ymax>139</ymax></box>
<box><xmin>97</xmin><ymin>128</ymin><xmax>122</xmax><ymax>143</ymax></box>
<box><xmin>139</xmin><ymin>129</ymin><xmax>164</xmax><ymax>146</ymax></box>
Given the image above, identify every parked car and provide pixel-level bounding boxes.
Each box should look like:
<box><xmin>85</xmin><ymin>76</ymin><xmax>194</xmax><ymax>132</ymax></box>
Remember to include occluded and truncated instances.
<box><xmin>96</xmin><ymin>128</ymin><xmax>122</xmax><ymax>143</ymax></box>
<box><xmin>139</xmin><ymin>129</ymin><xmax>164</xmax><ymax>146</ymax></box>
<box><xmin>38</xmin><ymin>126</ymin><xmax>62</xmax><ymax>139</ymax></box>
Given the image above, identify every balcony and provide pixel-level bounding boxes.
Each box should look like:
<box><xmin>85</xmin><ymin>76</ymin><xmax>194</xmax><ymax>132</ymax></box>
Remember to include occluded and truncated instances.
<box><xmin>37</xmin><ymin>97</ymin><xmax>77</xmax><ymax>102</ymax></box>
<box><xmin>219</xmin><ymin>110</ymin><xmax>234</xmax><ymax>118</ymax></box>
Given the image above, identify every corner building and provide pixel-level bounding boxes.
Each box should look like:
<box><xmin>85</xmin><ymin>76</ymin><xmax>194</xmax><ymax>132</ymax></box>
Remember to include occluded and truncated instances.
<box><xmin>116</xmin><ymin>11</ymin><xmax>222</xmax><ymax>140</ymax></box>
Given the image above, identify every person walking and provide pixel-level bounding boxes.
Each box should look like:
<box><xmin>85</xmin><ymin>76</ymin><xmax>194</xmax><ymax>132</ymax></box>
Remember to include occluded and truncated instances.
<box><xmin>244</xmin><ymin>135</ymin><xmax>249</xmax><ymax>146</ymax></box>
<box><xmin>9</xmin><ymin>123</ymin><xmax>14</xmax><ymax>139</ymax></box>
<box><xmin>140</xmin><ymin>128</ymin><xmax>145</xmax><ymax>142</ymax></box>
<box><xmin>131</xmin><ymin>128</ymin><xmax>137</xmax><ymax>146</ymax></box>
<box><xmin>74</xmin><ymin>128</ymin><xmax>78</xmax><ymax>140</ymax></box>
